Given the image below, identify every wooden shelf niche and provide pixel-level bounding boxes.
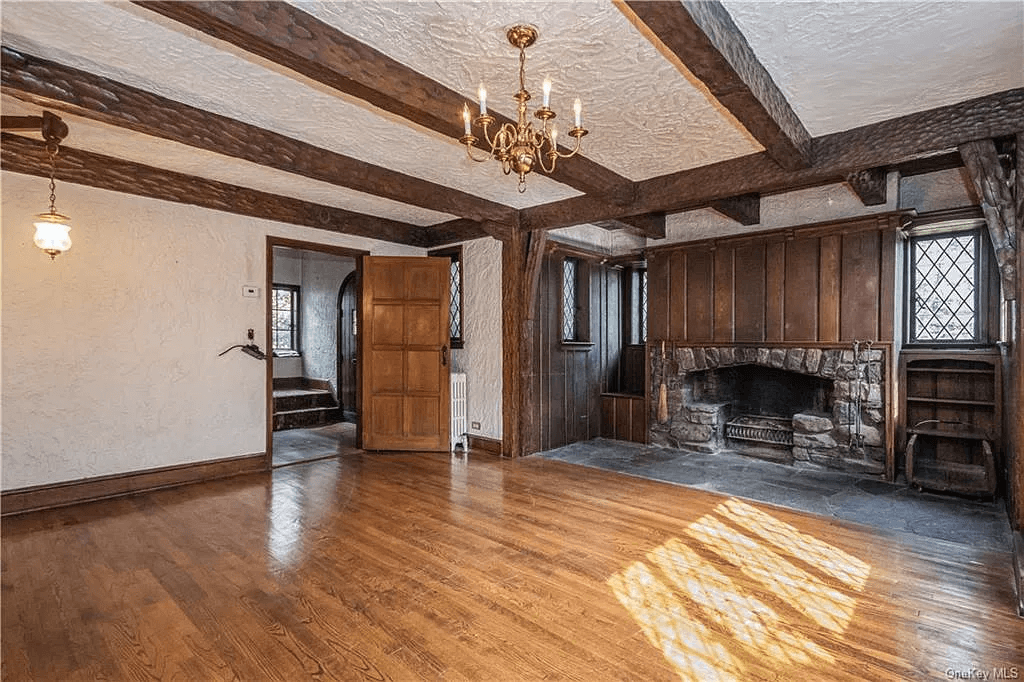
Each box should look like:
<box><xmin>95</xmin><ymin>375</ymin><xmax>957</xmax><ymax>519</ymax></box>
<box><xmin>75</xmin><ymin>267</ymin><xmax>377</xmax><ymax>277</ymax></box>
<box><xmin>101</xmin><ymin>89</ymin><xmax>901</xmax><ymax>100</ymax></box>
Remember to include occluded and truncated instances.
<box><xmin>900</xmin><ymin>349</ymin><xmax>1001</xmax><ymax>496</ymax></box>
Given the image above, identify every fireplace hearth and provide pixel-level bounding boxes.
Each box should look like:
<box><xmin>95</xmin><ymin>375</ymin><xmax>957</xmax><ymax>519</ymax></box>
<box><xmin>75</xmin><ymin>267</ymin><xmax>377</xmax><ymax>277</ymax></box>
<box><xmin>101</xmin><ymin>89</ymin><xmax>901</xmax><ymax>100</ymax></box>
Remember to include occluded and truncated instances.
<box><xmin>650</xmin><ymin>345</ymin><xmax>886</xmax><ymax>474</ymax></box>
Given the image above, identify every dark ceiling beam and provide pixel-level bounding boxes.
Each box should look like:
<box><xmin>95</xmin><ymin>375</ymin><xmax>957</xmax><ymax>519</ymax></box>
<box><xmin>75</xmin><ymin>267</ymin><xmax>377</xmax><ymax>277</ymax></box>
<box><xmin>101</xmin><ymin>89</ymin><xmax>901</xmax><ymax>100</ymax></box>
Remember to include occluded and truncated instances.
<box><xmin>708</xmin><ymin>193</ymin><xmax>760</xmax><ymax>225</ymax></box>
<box><xmin>418</xmin><ymin>219</ymin><xmax>489</xmax><ymax>248</ymax></box>
<box><xmin>520</xmin><ymin>88</ymin><xmax>1024</xmax><ymax>231</ymax></box>
<box><xmin>892</xmin><ymin>151</ymin><xmax>963</xmax><ymax>178</ymax></box>
<box><xmin>133</xmin><ymin>0</ymin><xmax>636</xmax><ymax>205</ymax></box>
<box><xmin>594</xmin><ymin>213</ymin><xmax>667</xmax><ymax>239</ymax></box>
<box><xmin>1</xmin><ymin>134</ymin><xmax>428</xmax><ymax>247</ymax></box>
<box><xmin>623</xmin><ymin>0</ymin><xmax>812</xmax><ymax>171</ymax></box>
<box><xmin>845</xmin><ymin>167</ymin><xmax>888</xmax><ymax>206</ymax></box>
<box><xmin>1</xmin><ymin>47</ymin><xmax>517</xmax><ymax>228</ymax></box>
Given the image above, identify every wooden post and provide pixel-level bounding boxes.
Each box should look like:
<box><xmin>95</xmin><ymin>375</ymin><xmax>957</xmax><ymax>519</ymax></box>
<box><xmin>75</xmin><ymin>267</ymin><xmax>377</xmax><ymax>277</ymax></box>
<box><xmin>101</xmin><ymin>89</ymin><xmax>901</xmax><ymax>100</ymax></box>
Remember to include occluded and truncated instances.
<box><xmin>959</xmin><ymin>139</ymin><xmax>1017</xmax><ymax>300</ymax></box>
<box><xmin>1014</xmin><ymin>132</ymin><xmax>1024</xmax><ymax>530</ymax></box>
<box><xmin>501</xmin><ymin>229</ymin><xmax>547</xmax><ymax>458</ymax></box>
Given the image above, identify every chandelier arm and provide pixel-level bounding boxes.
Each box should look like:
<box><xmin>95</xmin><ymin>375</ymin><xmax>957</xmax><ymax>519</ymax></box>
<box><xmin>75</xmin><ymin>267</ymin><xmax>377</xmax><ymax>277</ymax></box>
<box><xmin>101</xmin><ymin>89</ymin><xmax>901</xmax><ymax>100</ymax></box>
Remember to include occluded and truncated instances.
<box><xmin>463</xmin><ymin>143</ymin><xmax>493</xmax><ymax>163</ymax></box>
<box><xmin>551</xmin><ymin>133</ymin><xmax>585</xmax><ymax>160</ymax></box>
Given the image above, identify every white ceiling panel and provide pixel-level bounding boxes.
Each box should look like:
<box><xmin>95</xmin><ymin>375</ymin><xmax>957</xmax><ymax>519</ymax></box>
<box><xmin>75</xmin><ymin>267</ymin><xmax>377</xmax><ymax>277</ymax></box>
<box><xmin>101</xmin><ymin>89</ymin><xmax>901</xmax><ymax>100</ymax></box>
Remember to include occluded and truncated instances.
<box><xmin>723</xmin><ymin>0</ymin><xmax>1024</xmax><ymax>137</ymax></box>
<box><xmin>292</xmin><ymin>0</ymin><xmax>764</xmax><ymax>180</ymax></box>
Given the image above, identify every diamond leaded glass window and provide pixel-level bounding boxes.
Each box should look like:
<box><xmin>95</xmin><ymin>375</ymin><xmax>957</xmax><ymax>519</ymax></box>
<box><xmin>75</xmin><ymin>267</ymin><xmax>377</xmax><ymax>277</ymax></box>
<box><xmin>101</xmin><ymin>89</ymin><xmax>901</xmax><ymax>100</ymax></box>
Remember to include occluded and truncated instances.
<box><xmin>562</xmin><ymin>257</ymin><xmax>578</xmax><ymax>341</ymax></box>
<box><xmin>910</xmin><ymin>230</ymin><xmax>979</xmax><ymax>343</ymax></box>
<box><xmin>639</xmin><ymin>269</ymin><xmax>648</xmax><ymax>344</ymax></box>
<box><xmin>428</xmin><ymin>246</ymin><xmax>463</xmax><ymax>348</ymax></box>
<box><xmin>448</xmin><ymin>258</ymin><xmax>462</xmax><ymax>341</ymax></box>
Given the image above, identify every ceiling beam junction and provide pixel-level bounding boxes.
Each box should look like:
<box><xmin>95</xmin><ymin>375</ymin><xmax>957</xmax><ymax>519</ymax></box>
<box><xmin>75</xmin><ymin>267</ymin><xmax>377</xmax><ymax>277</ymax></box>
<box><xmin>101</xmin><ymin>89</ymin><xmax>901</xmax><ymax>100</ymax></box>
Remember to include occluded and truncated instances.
<box><xmin>623</xmin><ymin>0</ymin><xmax>812</xmax><ymax>171</ymax></box>
<box><xmin>133</xmin><ymin>0</ymin><xmax>637</xmax><ymax>206</ymax></box>
<box><xmin>845</xmin><ymin>167</ymin><xmax>888</xmax><ymax>206</ymax></box>
<box><xmin>708</xmin><ymin>193</ymin><xmax>760</xmax><ymax>225</ymax></box>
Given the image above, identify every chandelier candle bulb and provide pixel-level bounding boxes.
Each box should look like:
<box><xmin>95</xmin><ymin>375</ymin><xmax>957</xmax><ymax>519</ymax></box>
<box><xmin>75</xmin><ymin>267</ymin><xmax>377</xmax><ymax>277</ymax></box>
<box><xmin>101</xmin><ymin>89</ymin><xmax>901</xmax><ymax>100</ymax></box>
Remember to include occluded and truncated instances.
<box><xmin>478</xmin><ymin>85</ymin><xmax>487</xmax><ymax>115</ymax></box>
<box><xmin>542</xmin><ymin>78</ymin><xmax>551</xmax><ymax>107</ymax></box>
<box><xmin>463</xmin><ymin>104</ymin><xmax>471</xmax><ymax>135</ymax></box>
<box><xmin>573</xmin><ymin>98</ymin><xmax>582</xmax><ymax>127</ymax></box>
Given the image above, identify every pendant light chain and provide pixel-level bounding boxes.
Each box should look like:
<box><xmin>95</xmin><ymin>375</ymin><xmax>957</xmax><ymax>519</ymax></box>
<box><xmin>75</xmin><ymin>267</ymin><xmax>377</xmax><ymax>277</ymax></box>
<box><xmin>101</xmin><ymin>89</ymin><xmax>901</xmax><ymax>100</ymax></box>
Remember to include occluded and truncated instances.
<box><xmin>46</xmin><ymin>142</ymin><xmax>58</xmax><ymax>214</ymax></box>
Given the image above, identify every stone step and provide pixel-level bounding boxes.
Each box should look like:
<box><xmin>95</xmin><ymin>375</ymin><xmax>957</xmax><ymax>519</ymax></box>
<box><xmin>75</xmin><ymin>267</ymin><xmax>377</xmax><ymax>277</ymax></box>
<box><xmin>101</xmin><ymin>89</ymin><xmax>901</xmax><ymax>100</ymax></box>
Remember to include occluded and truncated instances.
<box><xmin>273</xmin><ymin>405</ymin><xmax>341</xmax><ymax>431</ymax></box>
<box><xmin>273</xmin><ymin>389</ymin><xmax>336</xmax><ymax>412</ymax></box>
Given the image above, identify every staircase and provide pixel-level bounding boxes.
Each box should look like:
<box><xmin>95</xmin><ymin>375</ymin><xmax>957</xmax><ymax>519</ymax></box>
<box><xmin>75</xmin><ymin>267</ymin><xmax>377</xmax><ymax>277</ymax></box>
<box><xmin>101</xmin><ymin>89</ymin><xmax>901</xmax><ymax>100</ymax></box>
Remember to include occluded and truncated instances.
<box><xmin>273</xmin><ymin>378</ymin><xmax>340</xmax><ymax>431</ymax></box>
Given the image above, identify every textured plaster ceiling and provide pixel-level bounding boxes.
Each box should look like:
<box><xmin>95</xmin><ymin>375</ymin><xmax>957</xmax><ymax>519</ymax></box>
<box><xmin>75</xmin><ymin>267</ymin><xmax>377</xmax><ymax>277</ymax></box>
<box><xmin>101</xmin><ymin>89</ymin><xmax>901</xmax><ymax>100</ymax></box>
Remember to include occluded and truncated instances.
<box><xmin>2</xmin><ymin>1</ymin><xmax>1020</xmax><ymax>242</ymax></box>
<box><xmin>722</xmin><ymin>0</ymin><xmax>1024</xmax><ymax>137</ymax></box>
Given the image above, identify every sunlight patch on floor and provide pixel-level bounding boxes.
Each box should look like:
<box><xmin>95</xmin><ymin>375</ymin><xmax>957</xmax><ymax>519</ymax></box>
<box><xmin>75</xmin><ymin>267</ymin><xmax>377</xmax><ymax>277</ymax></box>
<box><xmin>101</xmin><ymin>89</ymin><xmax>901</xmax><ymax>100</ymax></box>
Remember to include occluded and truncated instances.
<box><xmin>607</xmin><ymin>497</ymin><xmax>871</xmax><ymax>680</ymax></box>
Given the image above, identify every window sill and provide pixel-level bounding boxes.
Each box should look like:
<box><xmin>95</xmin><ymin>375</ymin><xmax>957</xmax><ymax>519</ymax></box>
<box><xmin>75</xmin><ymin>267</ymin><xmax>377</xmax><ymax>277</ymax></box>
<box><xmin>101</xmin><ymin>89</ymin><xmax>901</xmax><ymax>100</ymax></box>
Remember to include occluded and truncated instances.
<box><xmin>561</xmin><ymin>341</ymin><xmax>595</xmax><ymax>351</ymax></box>
<box><xmin>272</xmin><ymin>350</ymin><xmax>301</xmax><ymax>358</ymax></box>
<box><xmin>450</xmin><ymin>339</ymin><xmax>464</xmax><ymax>350</ymax></box>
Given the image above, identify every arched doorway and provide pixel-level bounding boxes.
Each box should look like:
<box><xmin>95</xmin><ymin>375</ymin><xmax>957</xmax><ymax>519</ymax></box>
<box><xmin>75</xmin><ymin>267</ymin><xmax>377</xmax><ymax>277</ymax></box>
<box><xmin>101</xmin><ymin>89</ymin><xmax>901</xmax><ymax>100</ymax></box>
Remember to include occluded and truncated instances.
<box><xmin>337</xmin><ymin>271</ymin><xmax>358</xmax><ymax>423</ymax></box>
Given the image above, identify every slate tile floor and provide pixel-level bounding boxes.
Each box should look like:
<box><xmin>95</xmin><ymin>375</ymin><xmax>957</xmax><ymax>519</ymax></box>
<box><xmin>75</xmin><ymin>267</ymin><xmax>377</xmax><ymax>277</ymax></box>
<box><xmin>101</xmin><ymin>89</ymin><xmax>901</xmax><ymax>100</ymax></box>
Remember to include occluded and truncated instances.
<box><xmin>531</xmin><ymin>438</ymin><xmax>1013</xmax><ymax>552</ymax></box>
<box><xmin>272</xmin><ymin>420</ymin><xmax>358</xmax><ymax>467</ymax></box>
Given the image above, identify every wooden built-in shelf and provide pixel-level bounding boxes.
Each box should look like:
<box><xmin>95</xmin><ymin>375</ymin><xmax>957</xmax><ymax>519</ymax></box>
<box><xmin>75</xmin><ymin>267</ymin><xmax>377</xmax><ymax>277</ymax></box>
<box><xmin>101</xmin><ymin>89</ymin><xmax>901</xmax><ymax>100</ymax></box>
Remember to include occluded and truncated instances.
<box><xmin>899</xmin><ymin>348</ymin><xmax>1001</xmax><ymax>497</ymax></box>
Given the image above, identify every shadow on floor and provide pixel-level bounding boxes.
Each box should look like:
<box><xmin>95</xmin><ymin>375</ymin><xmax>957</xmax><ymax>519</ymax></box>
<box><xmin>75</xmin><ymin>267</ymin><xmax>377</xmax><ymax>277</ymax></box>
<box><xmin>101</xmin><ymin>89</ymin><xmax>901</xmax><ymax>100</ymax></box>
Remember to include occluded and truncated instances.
<box><xmin>272</xmin><ymin>421</ymin><xmax>358</xmax><ymax>467</ymax></box>
<box><xmin>530</xmin><ymin>438</ymin><xmax>1013</xmax><ymax>552</ymax></box>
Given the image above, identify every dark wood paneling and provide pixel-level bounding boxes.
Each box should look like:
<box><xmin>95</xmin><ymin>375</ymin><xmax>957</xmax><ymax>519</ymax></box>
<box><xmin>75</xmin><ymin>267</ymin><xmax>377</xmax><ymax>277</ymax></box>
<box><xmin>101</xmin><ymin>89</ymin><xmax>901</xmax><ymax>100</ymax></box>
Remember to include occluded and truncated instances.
<box><xmin>467</xmin><ymin>435</ymin><xmax>502</xmax><ymax>457</ymax></box>
<box><xmin>2</xmin><ymin>453</ymin><xmax>265</xmax><ymax>516</ymax></box>
<box><xmin>840</xmin><ymin>230</ymin><xmax>881</xmax><ymax>341</ymax></box>
<box><xmin>766</xmin><ymin>240</ymin><xmax>786</xmax><ymax>342</ymax></box>
<box><xmin>714</xmin><ymin>247</ymin><xmax>734</xmax><ymax>342</ymax></box>
<box><xmin>734</xmin><ymin>242</ymin><xmax>767</xmax><ymax>342</ymax></box>
<box><xmin>599</xmin><ymin>394</ymin><xmax>647</xmax><ymax>444</ymax></box>
<box><xmin>533</xmin><ymin>248</ymin><xmax>621</xmax><ymax>451</ymax></box>
<box><xmin>784</xmin><ymin>237</ymin><xmax>820</xmax><ymax>342</ymax></box>
<box><xmin>647</xmin><ymin>251</ymin><xmax>670</xmax><ymax>342</ymax></box>
<box><xmin>648</xmin><ymin>217</ymin><xmax>899</xmax><ymax>345</ymax></box>
<box><xmin>686</xmin><ymin>249</ymin><xmax>715</xmax><ymax>342</ymax></box>
<box><xmin>818</xmin><ymin>234</ymin><xmax>842</xmax><ymax>343</ymax></box>
<box><xmin>669</xmin><ymin>250</ymin><xmax>688</xmax><ymax>341</ymax></box>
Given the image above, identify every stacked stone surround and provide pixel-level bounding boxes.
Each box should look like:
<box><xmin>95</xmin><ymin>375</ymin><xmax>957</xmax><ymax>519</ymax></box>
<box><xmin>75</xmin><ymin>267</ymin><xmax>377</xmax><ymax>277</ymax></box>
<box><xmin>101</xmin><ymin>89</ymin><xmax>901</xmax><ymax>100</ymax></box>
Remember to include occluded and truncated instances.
<box><xmin>649</xmin><ymin>345</ymin><xmax>886</xmax><ymax>474</ymax></box>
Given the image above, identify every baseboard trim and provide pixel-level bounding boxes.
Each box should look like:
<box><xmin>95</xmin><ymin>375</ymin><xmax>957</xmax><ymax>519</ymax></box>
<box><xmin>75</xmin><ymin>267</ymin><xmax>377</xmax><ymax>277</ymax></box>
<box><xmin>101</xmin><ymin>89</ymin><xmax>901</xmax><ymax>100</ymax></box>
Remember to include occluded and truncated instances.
<box><xmin>1</xmin><ymin>452</ymin><xmax>266</xmax><ymax>516</ymax></box>
<box><xmin>468</xmin><ymin>435</ymin><xmax>503</xmax><ymax>457</ymax></box>
<box><xmin>1013</xmin><ymin>530</ymin><xmax>1024</xmax><ymax>618</ymax></box>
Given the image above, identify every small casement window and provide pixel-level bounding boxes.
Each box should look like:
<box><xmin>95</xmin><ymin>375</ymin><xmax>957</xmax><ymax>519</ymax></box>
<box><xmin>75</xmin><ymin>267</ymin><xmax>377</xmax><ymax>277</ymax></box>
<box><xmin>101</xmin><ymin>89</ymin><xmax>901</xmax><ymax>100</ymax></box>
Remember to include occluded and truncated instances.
<box><xmin>907</xmin><ymin>225</ymin><xmax>988</xmax><ymax>345</ymax></box>
<box><xmin>561</xmin><ymin>256</ymin><xmax>590</xmax><ymax>343</ymax></box>
<box><xmin>429</xmin><ymin>246</ymin><xmax>464</xmax><ymax>349</ymax></box>
<box><xmin>272</xmin><ymin>284</ymin><xmax>300</xmax><ymax>355</ymax></box>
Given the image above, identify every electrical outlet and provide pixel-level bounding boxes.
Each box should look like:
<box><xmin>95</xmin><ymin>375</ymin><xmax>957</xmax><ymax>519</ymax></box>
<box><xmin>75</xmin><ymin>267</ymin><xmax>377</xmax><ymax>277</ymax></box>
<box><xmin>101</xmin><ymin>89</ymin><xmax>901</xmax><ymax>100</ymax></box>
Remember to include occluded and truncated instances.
<box><xmin>242</xmin><ymin>285</ymin><xmax>259</xmax><ymax>298</ymax></box>
<box><xmin>470</xmin><ymin>421</ymin><xmax>481</xmax><ymax>430</ymax></box>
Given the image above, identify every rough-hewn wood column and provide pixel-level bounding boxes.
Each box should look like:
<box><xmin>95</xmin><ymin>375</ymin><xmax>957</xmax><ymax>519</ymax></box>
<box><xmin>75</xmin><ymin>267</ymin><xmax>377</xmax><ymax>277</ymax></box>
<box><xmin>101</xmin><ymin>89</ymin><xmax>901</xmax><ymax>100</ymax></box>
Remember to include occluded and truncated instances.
<box><xmin>1014</xmin><ymin>131</ymin><xmax>1024</xmax><ymax>532</ymax></box>
<box><xmin>501</xmin><ymin>230</ymin><xmax>546</xmax><ymax>457</ymax></box>
<box><xmin>959</xmin><ymin>139</ymin><xmax>1017</xmax><ymax>299</ymax></box>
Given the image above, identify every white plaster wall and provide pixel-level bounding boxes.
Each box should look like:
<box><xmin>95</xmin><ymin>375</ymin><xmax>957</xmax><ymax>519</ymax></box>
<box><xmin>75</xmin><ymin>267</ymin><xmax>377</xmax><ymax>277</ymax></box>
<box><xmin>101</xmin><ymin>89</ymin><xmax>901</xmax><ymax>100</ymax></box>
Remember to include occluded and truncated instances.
<box><xmin>655</xmin><ymin>174</ymin><xmax>900</xmax><ymax>246</ymax></box>
<box><xmin>1</xmin><ymin>172</ymin><xmax>421</xmax><ymax>490</ymax></box>
<box><xmin>449</xmin><ymin>237</ymin><xmax>503</xmax><ymax>441</ymax></box>
<box><xmin>299</xmin><ymin>251</ymin><xmax>355</xmax><ymax>396</ymax></box>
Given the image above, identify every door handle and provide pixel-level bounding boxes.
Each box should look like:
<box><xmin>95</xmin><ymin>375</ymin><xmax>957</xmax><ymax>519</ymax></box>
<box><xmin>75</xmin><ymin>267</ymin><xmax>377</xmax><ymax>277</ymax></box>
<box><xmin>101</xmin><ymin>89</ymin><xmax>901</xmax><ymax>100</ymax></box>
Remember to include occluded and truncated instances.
<box><xmin>441</xmin><ymin>344</ymin><xmax>448</xmax><ymax>367</ymax></box>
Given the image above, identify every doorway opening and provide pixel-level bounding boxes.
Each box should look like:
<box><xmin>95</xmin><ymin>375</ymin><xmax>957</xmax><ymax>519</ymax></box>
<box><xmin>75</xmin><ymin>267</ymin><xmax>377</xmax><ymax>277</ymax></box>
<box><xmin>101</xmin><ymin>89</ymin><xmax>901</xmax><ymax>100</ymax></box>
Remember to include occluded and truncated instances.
<box><xmin>266</xmin><ymin>237</ymin><xmax>366</xmax><ymax>468</ymax></box>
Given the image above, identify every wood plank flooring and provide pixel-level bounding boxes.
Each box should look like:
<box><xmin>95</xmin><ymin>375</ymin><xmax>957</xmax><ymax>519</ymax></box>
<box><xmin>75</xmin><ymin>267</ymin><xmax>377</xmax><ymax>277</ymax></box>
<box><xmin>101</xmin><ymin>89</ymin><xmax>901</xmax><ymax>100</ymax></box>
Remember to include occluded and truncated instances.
<box><xmin>3</xmin><ymin>451</ymin><xmax>1022</xmax><ymax>681</ymax></box>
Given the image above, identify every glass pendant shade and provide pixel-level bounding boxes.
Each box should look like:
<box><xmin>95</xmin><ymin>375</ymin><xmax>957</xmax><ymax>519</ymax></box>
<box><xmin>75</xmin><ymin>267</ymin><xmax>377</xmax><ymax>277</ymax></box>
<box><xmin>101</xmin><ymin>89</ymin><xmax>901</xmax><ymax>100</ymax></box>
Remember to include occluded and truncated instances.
<box><xmin>33</xmin><ymin>211</ymin><xmax>72</xmax><ymax>259</ymax></box>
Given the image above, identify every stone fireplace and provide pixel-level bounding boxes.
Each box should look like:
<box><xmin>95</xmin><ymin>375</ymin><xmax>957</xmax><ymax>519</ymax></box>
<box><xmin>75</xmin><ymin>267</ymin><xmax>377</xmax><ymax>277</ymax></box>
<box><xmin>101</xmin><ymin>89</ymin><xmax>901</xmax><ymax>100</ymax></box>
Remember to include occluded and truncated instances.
<box><xmin>650</xmin><ymin>345</ymin><xmax>886</xmax><ymax>474</ymax></box>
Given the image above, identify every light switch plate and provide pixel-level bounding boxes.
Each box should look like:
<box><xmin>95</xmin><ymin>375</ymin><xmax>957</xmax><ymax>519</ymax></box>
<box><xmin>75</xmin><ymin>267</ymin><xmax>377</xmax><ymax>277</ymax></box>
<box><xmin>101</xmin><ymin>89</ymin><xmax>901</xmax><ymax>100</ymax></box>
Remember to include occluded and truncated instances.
<box><xmin>242</xmin><ymin>286</ymin><xmax>259</xmax><ymax>298</ymax></box>
<box><xmin>471</xmin><ymin>421</ymin><xmax>481</xmax><ymax>430</ymax></box>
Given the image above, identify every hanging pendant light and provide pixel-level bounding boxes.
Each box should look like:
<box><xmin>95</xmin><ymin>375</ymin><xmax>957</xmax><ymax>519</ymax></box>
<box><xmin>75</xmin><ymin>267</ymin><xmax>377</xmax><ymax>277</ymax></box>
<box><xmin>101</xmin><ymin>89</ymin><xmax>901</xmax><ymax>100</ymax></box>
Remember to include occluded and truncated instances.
<box><xmin>33</xmin><ymin>137</ymin><xmax>71</xmax><ymax>260</ymax></box>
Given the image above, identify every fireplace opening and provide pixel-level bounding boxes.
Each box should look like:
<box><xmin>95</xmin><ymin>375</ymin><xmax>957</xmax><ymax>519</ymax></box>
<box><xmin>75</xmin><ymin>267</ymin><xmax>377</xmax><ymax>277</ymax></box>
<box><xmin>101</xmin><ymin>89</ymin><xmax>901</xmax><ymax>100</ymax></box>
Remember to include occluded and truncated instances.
<box><xmin>688</xmin><ymin>365</ymin><xmax>833</xmax><ymax>418</ymax></box>
<box><xmin>687</xmin><ymin>365</ymin><xmax>834</xmax><ymax>457</ymax></box>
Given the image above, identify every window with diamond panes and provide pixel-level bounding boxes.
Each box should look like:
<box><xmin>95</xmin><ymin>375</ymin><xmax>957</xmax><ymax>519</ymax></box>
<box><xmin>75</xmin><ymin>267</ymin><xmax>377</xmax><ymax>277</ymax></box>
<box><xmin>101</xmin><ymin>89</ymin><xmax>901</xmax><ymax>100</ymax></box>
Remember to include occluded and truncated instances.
<box><xmin>632</xmin><ymin>268</ymin><xmax>648</xmax><ymax>344</ymax></box>
<box><xmin>272</xmin><ymin>285</ymin><xmax>300</xmax><ymax>354</ymax></box>
<box><xmin>562</xmin><ymin>257</ymin><xmax>579</xmax><ymax>341</ymax></box>
<box><xmin>909</xmin><ymin>230</ymin><xmax>980</xmax><ymax>343</ymax></box>
<box><xmin>428</xmin><ymin>246</ymin><xmax>463</xmax><ymax>348</ymax></box>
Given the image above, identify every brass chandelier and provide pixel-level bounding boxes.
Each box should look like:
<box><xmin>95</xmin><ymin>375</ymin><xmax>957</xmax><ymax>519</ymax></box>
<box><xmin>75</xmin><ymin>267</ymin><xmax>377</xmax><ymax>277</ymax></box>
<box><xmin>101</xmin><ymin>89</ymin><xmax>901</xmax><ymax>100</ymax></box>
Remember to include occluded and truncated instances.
<box><xmin>460</xmin><ymin>25</ymin><xmax>588</xmax><ymax>193</ymax></box>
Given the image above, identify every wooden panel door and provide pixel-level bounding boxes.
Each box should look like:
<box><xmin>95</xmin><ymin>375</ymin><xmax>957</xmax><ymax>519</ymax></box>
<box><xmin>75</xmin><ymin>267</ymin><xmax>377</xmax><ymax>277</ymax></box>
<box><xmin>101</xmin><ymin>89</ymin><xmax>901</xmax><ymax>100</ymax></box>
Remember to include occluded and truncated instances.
<box><xmin>361</xmin><ymin>256</ymin><xmax>450</xmax><ymax>451</ymax></box>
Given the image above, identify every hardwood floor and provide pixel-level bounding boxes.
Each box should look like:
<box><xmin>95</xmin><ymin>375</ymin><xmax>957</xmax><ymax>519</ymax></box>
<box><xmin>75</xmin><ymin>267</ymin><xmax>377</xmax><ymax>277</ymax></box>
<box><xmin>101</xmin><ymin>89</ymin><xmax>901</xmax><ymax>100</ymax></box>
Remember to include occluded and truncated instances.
<box><xmin>3</xmin><ymin>451</ymin><xmax>1022</xmax><ymax>681</ymax></box>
